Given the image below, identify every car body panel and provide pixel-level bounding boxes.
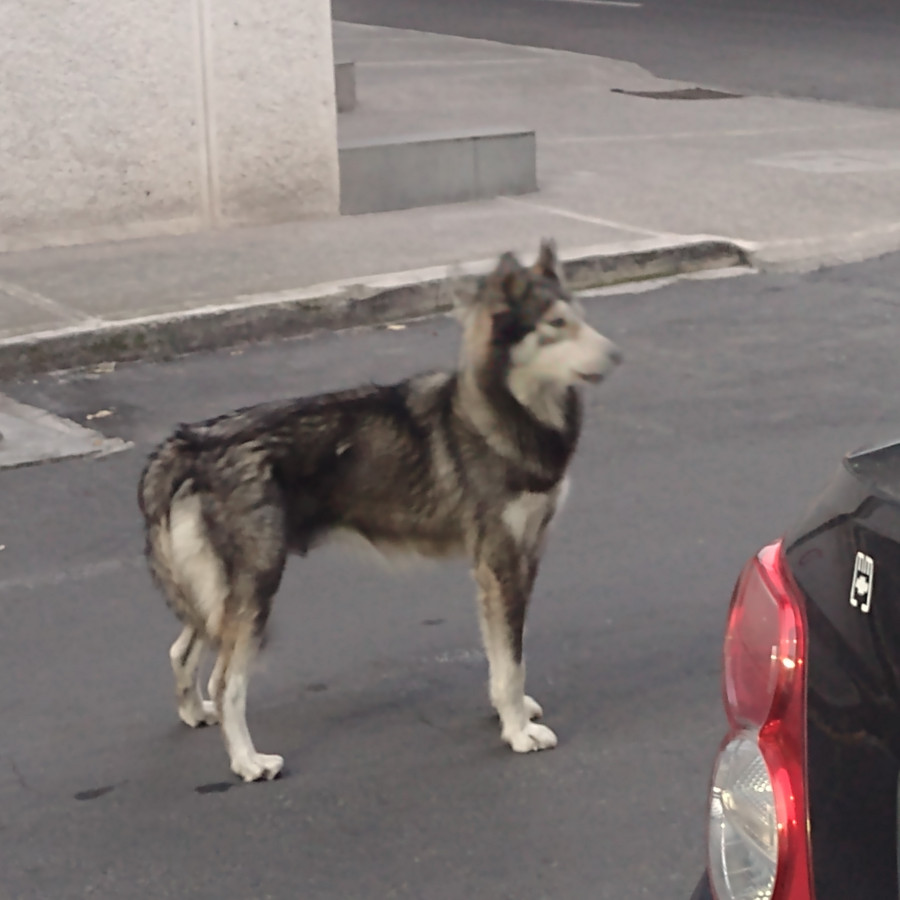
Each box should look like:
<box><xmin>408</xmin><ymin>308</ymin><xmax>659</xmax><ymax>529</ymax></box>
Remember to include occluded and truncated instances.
<box><xmin>783</xmin><ymin>443</ymin><xmax>900</xmax><ymax>899</ymax></box>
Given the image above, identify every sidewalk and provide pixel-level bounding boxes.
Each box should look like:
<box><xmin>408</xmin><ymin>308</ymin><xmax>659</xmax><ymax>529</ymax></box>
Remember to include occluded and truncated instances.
<box><xmin>2</xmin><ymin>21</ymin><xmax>900</xmax><ymax>379</ymax></box>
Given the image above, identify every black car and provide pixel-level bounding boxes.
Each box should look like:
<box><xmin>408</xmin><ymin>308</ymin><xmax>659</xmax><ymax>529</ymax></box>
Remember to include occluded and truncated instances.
<box><xmin>692</xmin><ymin>438</ymin><xmax>900</xmax><ymax>900</ymax></box>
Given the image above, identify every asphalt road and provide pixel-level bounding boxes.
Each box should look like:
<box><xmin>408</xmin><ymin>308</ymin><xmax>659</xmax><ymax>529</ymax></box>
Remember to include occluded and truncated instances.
<box><xmin>4</xmin><ymin>254</ymin><xmax>900</xmax><ymax>898</ymax></box>
<box><xmin>332</xmin><ymin>0</ymin><xmax>900</xmax><ymax>109</ymax></box>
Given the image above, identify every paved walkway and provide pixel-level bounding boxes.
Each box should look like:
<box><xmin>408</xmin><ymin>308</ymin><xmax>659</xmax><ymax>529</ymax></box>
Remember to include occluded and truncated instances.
<box><xmin>2</xmin><ymin>22</ymin><xmax>900</xmax><ymax>376</ymax></box>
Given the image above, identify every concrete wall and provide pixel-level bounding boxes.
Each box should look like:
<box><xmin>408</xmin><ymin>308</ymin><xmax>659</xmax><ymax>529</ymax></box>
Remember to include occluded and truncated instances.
<box><xmin>0</xmin><ymin>0</ymin><xmax>340</xmax><ymax>252</ymax></box>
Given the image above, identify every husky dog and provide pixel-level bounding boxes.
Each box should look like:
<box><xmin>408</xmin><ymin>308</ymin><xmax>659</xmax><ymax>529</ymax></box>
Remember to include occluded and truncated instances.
<box><xmin>138</xmin><ymin>241</ymin><xmax>622</xmax><ymax>782</ymax></box>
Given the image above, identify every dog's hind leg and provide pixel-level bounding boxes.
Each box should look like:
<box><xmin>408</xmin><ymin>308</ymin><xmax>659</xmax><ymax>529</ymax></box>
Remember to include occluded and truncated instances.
<box><xmin>210</xmin><ymin>619</ymin><xmax>284</xmax><ymax>782</ymax></box>
<box><xmin>206</xmin><ymin>493</ymin><xmax>287</xmax><ymax>782</ymax></box>
<box><xmin>160</xmin><ymin>469</ymin><xmax>287</xmax><ymax>780</ymax></box>
<box><xmin>169</xmin><ymin>625</ymin><xmax>218</xmax><ymax>727</ymax></box>
<box><xmin>155</xmin><ymin>492</ymin><xmax>230</xmax><ymax>727</ymax></box>
<box><xmin>474</xmin><ymin>548</ymin><xmax>557</xmax><ymax>754</ymax></box>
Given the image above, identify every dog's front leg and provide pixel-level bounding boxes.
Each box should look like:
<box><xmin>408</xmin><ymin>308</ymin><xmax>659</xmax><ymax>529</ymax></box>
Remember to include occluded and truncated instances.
<box><xmin>473</xmin><ymin>550</ymin><xmax>557</xmax><ymax>753</ymax></box>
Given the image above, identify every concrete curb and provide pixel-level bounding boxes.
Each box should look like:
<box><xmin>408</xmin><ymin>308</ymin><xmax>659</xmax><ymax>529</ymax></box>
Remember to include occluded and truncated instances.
<box><xmin>0</xmin><ymin>236</ymin><xmax>751</xmax><ymax>380</ymax></box>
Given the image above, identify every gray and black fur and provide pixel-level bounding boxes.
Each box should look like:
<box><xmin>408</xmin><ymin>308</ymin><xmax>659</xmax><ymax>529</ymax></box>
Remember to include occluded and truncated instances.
<box><xmin>138</xmin><ymin>241</ymin><xmax>622</xmax><ymax>781</ymax></box>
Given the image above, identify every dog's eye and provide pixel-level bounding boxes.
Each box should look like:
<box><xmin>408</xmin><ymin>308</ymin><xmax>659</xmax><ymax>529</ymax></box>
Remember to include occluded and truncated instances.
<box><xmin>547</xmin><ymin>317</ymin><xmax>566</xmax><ymax>329</ymax></box>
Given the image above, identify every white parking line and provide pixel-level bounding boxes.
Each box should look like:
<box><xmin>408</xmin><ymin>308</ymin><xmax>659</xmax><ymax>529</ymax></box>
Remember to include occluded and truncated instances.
<box><xmin>499</xmin><ymin>196</ymin><xmax>670</xmax><ymax>239</ymax></box>
<box><xmin>0</xmin><ymin>278</ymin><xmax>98</xmax><ymax>325</ymax></box>
<box><xmin>0</xmin><ymin>557</ymin><xmax>142</xmax><ymax>595</ymax></box>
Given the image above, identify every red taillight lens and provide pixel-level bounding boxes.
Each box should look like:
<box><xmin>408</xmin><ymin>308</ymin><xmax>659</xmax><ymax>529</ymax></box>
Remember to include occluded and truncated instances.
<box><xmin>723</xmin><ymin>543</ymin><xmax>802</xmax><ymax>731</ymax></box>
<box><xmin>707</xmin><ymin>541</ymin><xmax>813</xmax><ymax>900</ymax></box>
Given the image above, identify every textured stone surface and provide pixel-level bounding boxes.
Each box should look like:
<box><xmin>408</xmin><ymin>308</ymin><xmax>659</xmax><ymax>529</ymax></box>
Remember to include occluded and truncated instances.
<box><xmin>0</xmin><ymin>0</ymin><xmax>200</xmax><ymax>250</ymax></box>
<box><xmin>210</xmin><ymin>0</ymin><xmax>340</xmax><ymax>226</ymax></box>
<box><xmin>0</xmin><ymin>0</ymin><xmax>339</xmax><ymax>250</ymax></box>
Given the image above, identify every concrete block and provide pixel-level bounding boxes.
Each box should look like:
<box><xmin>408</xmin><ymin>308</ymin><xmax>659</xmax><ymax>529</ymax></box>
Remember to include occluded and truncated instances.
<box><xmin>335</xmin><ymin>61</ymin><xmax>357</xmax><ymax>113</ymax></box>
<box><xmin>339</xmin><ymin>129</ymin><xmax>536</xmax><ymax>215</ymax></box>
<box><xmin>0</xmin><ymin>0</ymin><xmax>200</xmax><ymax>249</ymax></box>
<box><xmin>474</xmin><ymin>131</ymin><xmax>538</xmax><ymax>197</ymax></box>
<box><xmin>210</xmin><ymin>0</ymin><xmax>339</xmax><ymax>226</ymax></box>
<box><xmin>0</xmin><ymin>0</ymin><xmax>339</xmax><ymax>250</ymax></box>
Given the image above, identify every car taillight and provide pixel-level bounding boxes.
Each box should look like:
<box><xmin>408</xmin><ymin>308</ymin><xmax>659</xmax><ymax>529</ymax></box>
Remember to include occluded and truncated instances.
<box><xmin>707</xmin><ymin>541</ymin><xmax>813</xmax><ymax>900</ymax></box>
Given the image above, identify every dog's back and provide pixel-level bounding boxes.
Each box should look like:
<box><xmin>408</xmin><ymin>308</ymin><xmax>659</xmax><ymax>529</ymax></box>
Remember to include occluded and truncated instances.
<box><xmin>138</xmin><ymin>377</ymin><xmax>471</xmax><ymax>637</ymax></box>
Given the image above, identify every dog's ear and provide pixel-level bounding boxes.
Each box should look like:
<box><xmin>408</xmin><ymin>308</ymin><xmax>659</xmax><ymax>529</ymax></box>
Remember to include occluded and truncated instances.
<box><xmin>533</xmin><ymin>238</ymin><xmax>562</xmax><ymax>282</ymax></box>
<box><xmin>484</xmin><ymin>251</ymin><xmax>532</xmax><ymax>310</ymax></box>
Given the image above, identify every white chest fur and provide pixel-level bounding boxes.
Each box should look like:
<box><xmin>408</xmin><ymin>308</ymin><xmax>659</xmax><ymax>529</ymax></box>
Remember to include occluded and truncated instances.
<box><xmin>501</xmin><ymin>478</ymin><xmax>570</xmax><ymax>548</ymax></box>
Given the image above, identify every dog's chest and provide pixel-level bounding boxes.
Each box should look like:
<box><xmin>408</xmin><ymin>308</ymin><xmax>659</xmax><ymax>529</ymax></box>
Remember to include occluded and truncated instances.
<box><xmin>501</xmin><ymin>478</ymin><xmax>569</xmax><ymax>547</ymax></box>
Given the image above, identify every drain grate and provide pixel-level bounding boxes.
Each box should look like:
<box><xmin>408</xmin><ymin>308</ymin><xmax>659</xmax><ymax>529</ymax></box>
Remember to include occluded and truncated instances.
<box><xmin>611</xmin><ymin>87</ymin><xmax>743</xmax><ymax>100</ymax></box>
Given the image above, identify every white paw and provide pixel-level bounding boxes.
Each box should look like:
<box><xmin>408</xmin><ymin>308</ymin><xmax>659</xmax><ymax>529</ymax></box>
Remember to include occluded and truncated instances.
<box><xmin>178</xmin><ymin>699</ymin><xmax>219</xmax><ymax>728</ymax></box>
<box><xmin>231</xmin><ymin>752</ymin><xmax>284</xmax><ymax>782</ymax></box>
<box><xmin>506</xmin><ymin>721</ymin><xmax>558</xmax><ymax>753</ymax></box>
<box><xmin>523</xmin><ymin>695</ymin><xmax>543</xmax><ymax>720</ymax></box>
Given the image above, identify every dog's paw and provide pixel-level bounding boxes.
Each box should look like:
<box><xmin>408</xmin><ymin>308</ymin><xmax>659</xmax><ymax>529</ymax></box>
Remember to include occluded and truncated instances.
<box><xmin>523</xmin><ymin>695</ymin><xmax>543</xmax><ymax>720</ymax></box>
<box><xmin>231</xmin><ymin>752</ymin><xmax>284</xmax><ymax>783</ymax></box>
<box><xmin>505</xmin><ymin>722</ymin><xmax>558</xmax><ymax>753</ymax></box>
<box><xmin>178</xmin><ymin>699</ymin><xmax>219</xmax><ymax>728</ymax></box>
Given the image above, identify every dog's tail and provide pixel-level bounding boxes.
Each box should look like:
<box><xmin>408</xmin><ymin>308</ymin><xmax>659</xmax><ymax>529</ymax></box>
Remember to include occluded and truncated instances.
<box><xmin>139</xmin><ymin>435</ymin><xmax>231</xmax><ymax>637</ymax></box>
<box><xmin>137</xmin><ymin>434</ymin><xmax>199</xmax><ymax>526</ymax></box>
<box><xmin>139</xmin><ymin>411</ymin><xmax>251</xmax><ymax>523</ymax></box>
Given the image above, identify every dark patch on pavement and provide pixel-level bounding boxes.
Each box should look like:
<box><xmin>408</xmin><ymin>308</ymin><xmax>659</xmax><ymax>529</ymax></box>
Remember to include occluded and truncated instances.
<box><xmin>195</xmin><ymin>782</ymin><xmax>235</xmax><ymax>795</ymax></box>
<box><xmin>74</xmin><ymin>785</ymin><xmax>115</xmax><ymax>801</ymax></box>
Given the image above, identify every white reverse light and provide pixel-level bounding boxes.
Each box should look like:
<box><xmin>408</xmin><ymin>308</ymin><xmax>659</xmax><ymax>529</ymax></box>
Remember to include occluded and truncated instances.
<box><xmin>708</xmin><ymin>735</ymin><xmax>778</xmax><ymax>900</ymax></box>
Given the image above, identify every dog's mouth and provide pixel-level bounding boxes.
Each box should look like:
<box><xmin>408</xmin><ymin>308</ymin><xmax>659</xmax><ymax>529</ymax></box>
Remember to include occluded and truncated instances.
<box><xmin>576</xmin><ymin>372</ymin><xmax>604</xmax><ymax>384</ymax></box>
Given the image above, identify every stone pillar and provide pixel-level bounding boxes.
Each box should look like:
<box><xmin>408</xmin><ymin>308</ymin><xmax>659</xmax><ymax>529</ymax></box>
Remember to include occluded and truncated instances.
<box><xmin>0</xmin><ymin>0</ymin><xmax>340</xmax><ymax>252</ymax></box>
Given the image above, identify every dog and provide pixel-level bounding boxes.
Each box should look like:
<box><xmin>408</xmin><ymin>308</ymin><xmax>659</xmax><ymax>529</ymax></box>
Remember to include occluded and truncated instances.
<box><xmin>138</xmin><ymin>240</ymin><xmax>622</xmax><ymax>782</ymax></box>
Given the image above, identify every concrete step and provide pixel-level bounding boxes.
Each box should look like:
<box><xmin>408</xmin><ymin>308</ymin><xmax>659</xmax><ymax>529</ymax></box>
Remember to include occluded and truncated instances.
<box><xmin>338</xmin><ymin>128</ymin><xmax>537</xmax><ymax>215</ymax></box>
<box><xmin>335</xmin><ymin>60</ymin><xmax>357</xmax><ymax>113</ymax></box>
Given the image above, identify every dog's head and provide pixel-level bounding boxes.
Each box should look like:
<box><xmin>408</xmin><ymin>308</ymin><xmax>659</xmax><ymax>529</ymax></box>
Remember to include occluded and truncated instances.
<box><xmin>457</xmin><ymin>240</ymin><xmax>623</xmax><ymax>392</ymax></box>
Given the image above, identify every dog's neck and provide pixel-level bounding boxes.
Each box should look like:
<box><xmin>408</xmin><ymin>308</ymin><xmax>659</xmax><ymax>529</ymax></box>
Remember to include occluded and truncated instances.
<box><xmin>455</xmin><ymin>362</ymin><xmax>581</xmax><ymax>490</ymax></box>
<box><xmin>505</xmin><ymin>367</ymin><xmax>569</xmax><ymax>430</ymax></box>
<box><xmin>453</xmin><ymin>304</ymin><xmax>581</xmax><ymax>487</ymax></box>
